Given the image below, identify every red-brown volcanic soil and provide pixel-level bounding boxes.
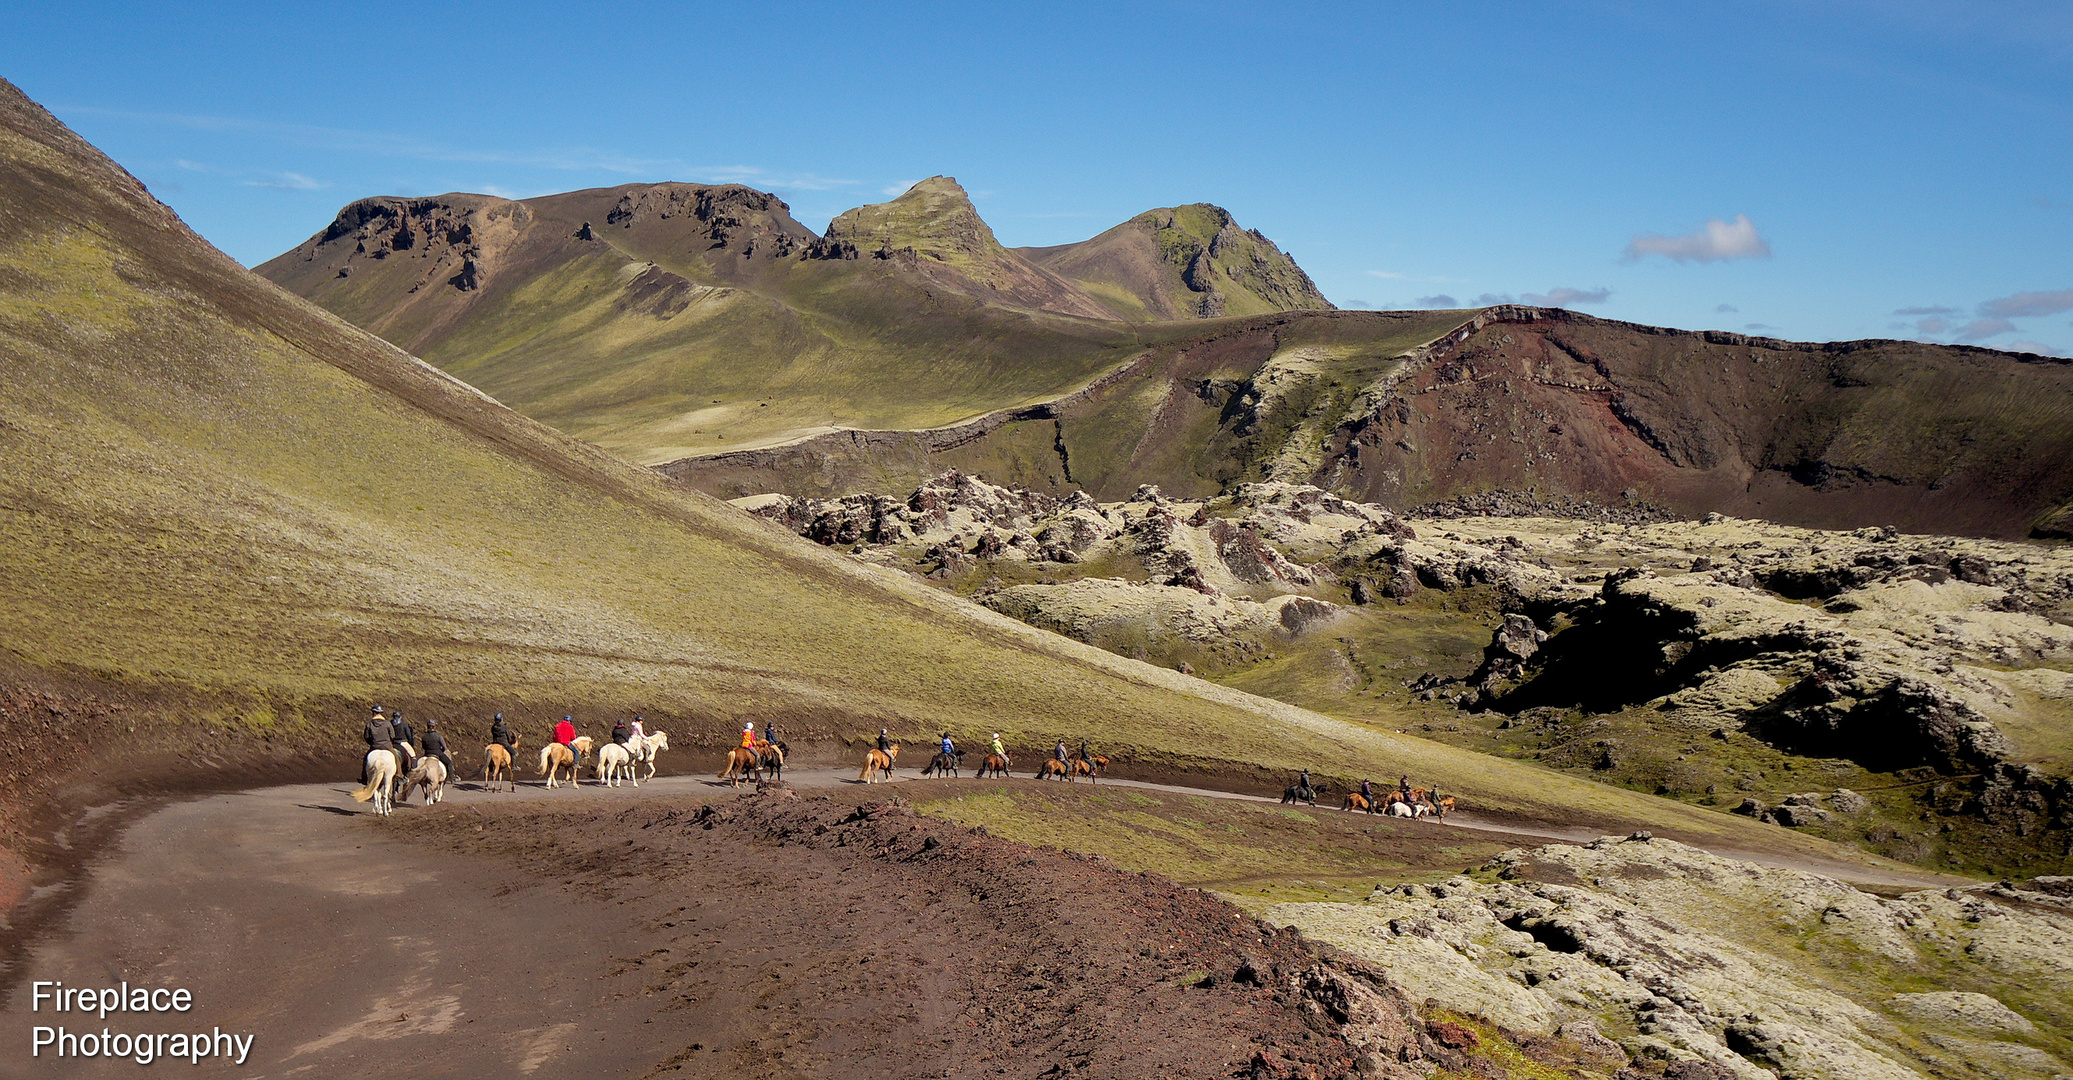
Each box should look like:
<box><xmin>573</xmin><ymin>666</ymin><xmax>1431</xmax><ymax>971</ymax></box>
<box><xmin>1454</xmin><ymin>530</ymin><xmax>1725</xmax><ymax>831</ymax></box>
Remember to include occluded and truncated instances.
<box><xmin>5</xmin><ymin>781</ymin><xmax>1468</xmax><ymax>1079</ymax></box>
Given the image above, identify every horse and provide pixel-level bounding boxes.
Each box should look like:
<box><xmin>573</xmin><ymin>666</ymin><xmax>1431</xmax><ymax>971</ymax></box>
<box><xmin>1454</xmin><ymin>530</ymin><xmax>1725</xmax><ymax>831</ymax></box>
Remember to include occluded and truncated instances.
<box><xmin>858</xmin><ymin>744</ymin><xmax>899</xmax><ymax>783</ymax></box>
<box><xmin>1280</xmin><ymin>784</ymin><xmax>1317</xmax><ymax>807</ymax></box>
<box><xmin>1408</xmin><ymin>786</ymin><xmax>1430</xmax><ymax>806</ymax></box>
<box><xmin>1387</xmin><ymin>799</ymin><xmax>1414</xmax><ymax>818</ymax></box>
<box><xmin>1341</xmin><ymin>793</ymin><xmax>1370</xmax><ymax>813</ymax></box>
<box><xmin>1070</xmin><ymin>756</ymin><xmax>1107</xmax><ymax>784</ymax></box>
<box><xmin>398</xmin><ymin>756</ymin><xmax>448</xmax><ymax>806</ymax></box>
<box><xmin>481</xmin><ymin>737</ymin><xmax>519</xmax><ymax>792</ymax></box>
<box><xmin>629</xmin><ymin>730</ymin><xmax>669</xmax><ymax>783</ymax></box>
<box><xmin>537</xmin><ymin>736</ymin><xmax>593</xmax><ymax>788</ymax></box>
<box><xmin>922</xmin><ymin>750</ymin><xmax>961</xmax><ymax>778</ymax></box>
<box><xmin>1432</xmin><ymin>796</ymin><xmax>1455</xmax><ymax>820</ymax></box>
<box><xmin>975</xmin><ymin>753</ymin><xmax>1011</xmax><ymax>778</ymax></box>
<box><xmin>757</xmin><ymin>741</ymin><xmax>786</xmax><ymax>783</ymax></box>
<box><xmin>349</xmin><ymin>749</ymin><xmax>400</xmax><ymax>816</ymax></box>
<box><xmin>1037</xmin><ymin>758</ymin><xmax>1073</xmax><ymax>782</ymax></box>
<box><xmin>720</xmin><ymin>747</ymin><xmax>761</xmax><ymax>786</ymax></box>
<box><xmin>595</xmin><ymin>742</ymin><xmax>636</xmax><ymax>787</ymax></box>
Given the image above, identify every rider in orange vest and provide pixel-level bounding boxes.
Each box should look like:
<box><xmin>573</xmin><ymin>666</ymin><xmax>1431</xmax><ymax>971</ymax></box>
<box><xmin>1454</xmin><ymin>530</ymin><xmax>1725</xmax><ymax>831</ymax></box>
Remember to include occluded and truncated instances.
<box><xmin>740</xmin><ymin>722</ymin><xmax>758</xmax><ymax>751</ymax></box>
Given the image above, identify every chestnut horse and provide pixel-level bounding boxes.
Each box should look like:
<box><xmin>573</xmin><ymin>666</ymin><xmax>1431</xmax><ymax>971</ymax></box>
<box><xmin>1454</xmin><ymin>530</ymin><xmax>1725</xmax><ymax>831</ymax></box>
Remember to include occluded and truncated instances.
<box><xmin>975</xmin><ymin>753</ymin><xmax>1011</xmax><ymax>778</ymax></box>
<box><xmin>858</xmin><ymin>744</ymin><xmax>899</xmax><ymax>783</ymax></box>
<box><xmin>1037</xmin><ymin>759</ymin><xmax>1072</xmax><ymax>782</ymax></box>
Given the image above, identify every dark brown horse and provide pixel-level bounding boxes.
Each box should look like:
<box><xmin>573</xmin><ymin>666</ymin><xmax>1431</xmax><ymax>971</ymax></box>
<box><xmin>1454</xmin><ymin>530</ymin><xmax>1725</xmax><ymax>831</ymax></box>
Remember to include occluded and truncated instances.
<box><xmin>976</xmin><ymin>753</ymin><xmax>1011</xmax><ymax>778</ymax></box>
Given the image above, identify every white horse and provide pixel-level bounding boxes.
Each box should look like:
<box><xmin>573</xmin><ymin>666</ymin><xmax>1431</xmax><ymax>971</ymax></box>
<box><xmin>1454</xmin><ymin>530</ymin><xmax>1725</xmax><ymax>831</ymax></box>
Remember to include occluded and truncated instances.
<box><xmin>629</xmin><ymin>730</ymin><xmax>669</xmax><ymax>782</ymax></box>
<box><xmin>399</xmin><ymin>755</ymin><xmax>448</xmax><ymax>805</ymax></box>
<box><xmin>595</xmin><ymin>742</ymin><xmax>636</xmax><ymax>787</ymax></box>
<box><xmin>1387</xmin><ymin>799</ymin><xmax>1414</xmax><ymax>818</ymax></box>
<box><xmin>350</xmin><ymin>749</ymin><xmax>400</xmax><ymax>816</ymax></box>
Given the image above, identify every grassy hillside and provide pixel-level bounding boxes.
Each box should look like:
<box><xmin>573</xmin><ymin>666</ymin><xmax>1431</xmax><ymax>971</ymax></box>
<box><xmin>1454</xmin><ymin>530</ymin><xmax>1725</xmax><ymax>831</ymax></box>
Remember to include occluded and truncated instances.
<box><xmin>1020</xmin><ymin>202</ymin><xmax>1334</xmax><ymax>320</ymax></box>
<box><xmin>0</xmin><ymin>77</ymin><xmax>1932</xmax><ymax>888</ymax></box>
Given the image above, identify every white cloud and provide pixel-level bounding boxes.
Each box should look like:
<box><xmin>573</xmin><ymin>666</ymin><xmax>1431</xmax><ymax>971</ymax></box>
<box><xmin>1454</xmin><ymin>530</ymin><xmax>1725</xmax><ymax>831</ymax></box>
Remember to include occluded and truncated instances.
<box><xmin>1894</xmin><ymin>305</ymin><xmax>1959</xmax><ymax>316</ymax></box>
<box><xmin>1624</xmin><ymin>214</ymin><xmax>1771</xmax><ymax>263</ymax></box>
<box><xmin>245</xmin><ymin>172</ymin><xmax>325</xmax><ymax>190</ymax></box>
<box><xmin>1977</xmin><ymin>289</ymin><xmax>2073</xmax><ymax>319</ymax></box>
<box><xmin>2002</xmin><ymin>340</ymin><xmax>2065</xmax><ymax>356</ymax></box>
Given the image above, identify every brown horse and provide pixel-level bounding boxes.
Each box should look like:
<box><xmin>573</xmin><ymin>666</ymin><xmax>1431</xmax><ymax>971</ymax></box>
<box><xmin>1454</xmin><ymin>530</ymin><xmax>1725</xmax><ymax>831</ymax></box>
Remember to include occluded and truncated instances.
<box><xmin>481</xmin><ymin>737</ymin><xmax>520</xmax><ymax>792</ymax></box>
<box><xmin>975</xmin><ymin>753</ymin><xmax>1011</xmax><ymax>778</ymax></box>
<box><xmin>1433</xmin><ymin>796</ymin><xmax>1455</xmax><ymax>820</ymax></box>
<box><xmin>1342</xmin><ymin>792</ymin><xmax>1369</xmax><ymax>813</ymax></box>
<box><xmin>1037</xmin><ymin>758</ymin><xmax>1072</xmax><ymax>782</ymax></box>
<box><xmin>858</xmin><ymin>744</ymin><xmax>899</xmax><ymax>783</ymax></box>
<box><xmin>1069</xmin><ymin>756</ymin><xmax>1106</xmax><ymax>784</ymax></box>
<box><xmin>720</xmin><ymin>747</ymin><xmax>761</xmax><ymax>786</ymax></box>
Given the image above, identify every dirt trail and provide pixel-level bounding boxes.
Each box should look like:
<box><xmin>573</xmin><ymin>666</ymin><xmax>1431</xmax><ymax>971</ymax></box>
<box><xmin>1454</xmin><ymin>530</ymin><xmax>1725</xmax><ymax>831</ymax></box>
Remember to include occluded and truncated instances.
<box><xmin>4</xmin><ymin>779</ymin><xmax>1442</xmax><ymax>1080</ymax></box>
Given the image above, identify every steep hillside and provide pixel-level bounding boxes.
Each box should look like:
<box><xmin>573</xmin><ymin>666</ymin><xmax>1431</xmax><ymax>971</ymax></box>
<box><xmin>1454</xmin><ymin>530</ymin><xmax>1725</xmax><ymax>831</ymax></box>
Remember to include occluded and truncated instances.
<box><xmin>2</xmin><ymin>79</ymin><xmax>1881</xmax><ymax>893</ymax></box>
<box><xmin>675</xmin><ymin>306</ymin><xmax>2073</xmax><ymax>539</ymax></box>
<box><xmin>1021</xmin><ymin>202</ymin><xmax>1334</xmax><ymax>320</ymax></box>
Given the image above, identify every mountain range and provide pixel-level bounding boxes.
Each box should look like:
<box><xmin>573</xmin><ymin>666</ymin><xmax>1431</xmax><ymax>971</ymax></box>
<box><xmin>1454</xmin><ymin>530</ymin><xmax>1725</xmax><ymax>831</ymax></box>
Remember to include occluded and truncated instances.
<box><xmin>264</xmin><ymin>181</ymin><xmax>2073</xmax><ymax>540</ymax></box>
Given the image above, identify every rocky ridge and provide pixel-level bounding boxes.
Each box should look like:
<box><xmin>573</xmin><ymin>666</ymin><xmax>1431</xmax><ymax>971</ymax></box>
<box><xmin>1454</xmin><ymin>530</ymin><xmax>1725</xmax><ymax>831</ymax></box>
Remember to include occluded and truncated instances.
<box><xmin>1270</xmin><ymin>836</ymin><xmax>2073</xmax><ymax>1080</ymax></box>
<box><xmin>740</xmin><ymin>473</ymin><xmax>2073</xmax><ymax>869</ymax></box>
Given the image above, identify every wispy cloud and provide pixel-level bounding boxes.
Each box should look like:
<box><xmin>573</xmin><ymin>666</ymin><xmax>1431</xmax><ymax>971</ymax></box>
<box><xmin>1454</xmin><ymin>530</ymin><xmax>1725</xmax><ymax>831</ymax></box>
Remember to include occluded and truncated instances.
<box><xmin>1413</xmin><ymin>294</ymin><xmax>1459</xmax><ymax>308</ymax></box>
<box><xmin>1744</xmin><ymin>322</ymin><xmax>1779</xmax><ymax>332</ymax></box>
<box><xmin>1342</xmin><ymin>298</ymin><xmax>1374</xmax><ymax>309</ymax></box>
<box><xmin>1977</xmin><ymin>289</ymin><xmax>2073</xmax><ymax>320</ymax></box>
<box><xmin>1715</xmin><ymin>303</ymin><xmax>1738</xmax><ymax>313</ymax></box>
<box><xmin>1955</xmin><ymin>317</ymin><xmax>2017</xmax><ymax>341</ymax></box>
<box><xmin>245</xmin><ymin>171</ymin><xmax>325</xmax><ymax>190</ymax></box>
<box><xmin>57</xmin><ymin>104</ymin><xmax>857</xmax><ymax>191</ymax></box>
<box><xmin>1623</xmin><ymin>214</ymin><xmax>1771</xmax><ymax>263</ymax></box>
<box><xmin>881</xmin><ymin>180</ymin><xmax>921</xmax><ymax>197</ymax></box>
<box><xmin>1894</xmin><ymin>304</ymin><xmax>1959</xmax><ymax>316</ymax></box>
<box><xmin>1471</xmin><ymin>287</ymin><xmax>1611</xmax><ymax>309</ymax></box>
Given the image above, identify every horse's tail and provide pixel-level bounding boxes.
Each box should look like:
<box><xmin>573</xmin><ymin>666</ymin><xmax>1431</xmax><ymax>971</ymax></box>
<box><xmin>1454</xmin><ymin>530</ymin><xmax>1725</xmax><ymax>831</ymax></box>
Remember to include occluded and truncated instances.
<box><xmin>536</xmin><ymin>745</ymin><xmax>554</xmax><ymax>776</ymax></box>
<box><xmin>349</xmin><ymin>782</ymin><xmax>377</xmax><ymax>803</ymax></box>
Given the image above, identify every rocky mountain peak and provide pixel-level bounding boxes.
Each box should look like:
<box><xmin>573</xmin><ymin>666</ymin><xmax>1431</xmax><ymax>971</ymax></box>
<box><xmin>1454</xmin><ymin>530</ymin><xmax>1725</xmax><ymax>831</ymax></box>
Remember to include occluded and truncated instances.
<box><xmin>823</xmin><ymin>175</ymin><xmax>1006</xmax><ymax>263</ymax></box>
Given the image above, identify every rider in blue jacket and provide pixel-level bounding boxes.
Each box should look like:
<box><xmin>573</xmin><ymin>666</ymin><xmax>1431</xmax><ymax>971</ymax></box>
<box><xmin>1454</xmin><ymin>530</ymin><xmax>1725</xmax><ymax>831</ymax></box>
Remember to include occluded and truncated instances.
<box><xmin>939</xmin><ymin>732</ymin><xmax>956</xmax><ymax>756</ymax></box>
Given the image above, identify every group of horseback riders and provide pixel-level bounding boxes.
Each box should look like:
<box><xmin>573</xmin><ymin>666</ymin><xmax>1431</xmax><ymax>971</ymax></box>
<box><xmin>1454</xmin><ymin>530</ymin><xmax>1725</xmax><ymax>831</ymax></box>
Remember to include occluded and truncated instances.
<box><xmin>363</xmin><ymin>706</ymin><xmax>660</xmax><ymax>785</ymax></box>
<box><xmin>1283</xmin><ymin>770</ymin><xmax>1448</xmax><ymax>817</ymax></box>
<box><xmin>873</xmin><ymin>729</ymin><xmax>1096</xmax><ymax>772</ymax></box>
<box><xmin>360</xmin><ymin>705</ymin><xmax>454</xmax><ymax>791</ymax></box>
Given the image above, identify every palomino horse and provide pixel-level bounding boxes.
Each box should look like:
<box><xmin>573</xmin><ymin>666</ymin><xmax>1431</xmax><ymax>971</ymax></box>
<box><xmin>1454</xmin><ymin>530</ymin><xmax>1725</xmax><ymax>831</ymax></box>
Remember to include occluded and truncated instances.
<box><xmin>398</xmin><ymin>756</ymin><xmax>448</xmax><ymax>805</ymax></box>
<box><xmin>1036</xmin><ymin>758</ymin><xmax>1072</xmax><ymax>782</ymax></box>
<box><xmin>595</xmin><ymin>742</ymin><xmax>637</xmax><ymax>787</ymax></box>
<box><xmin>921</xmin><ymin>750</ymin><xmax>961</xmax><ymax>777</ymax></box>
<box><xmin>629</xmin><ymin>731</ymin><xmax>669</xmax><ymax>783</ymax></box>
<box><xmin>1342</xmin><ymin>793</ymin><xmax>1370</xmax><ymax>813</ymax></box>
<box><xmin>975</xmin><ymin>753</ymin><xmax>1011</xmax><ymax>778</ymax></box>
<box><xmin>538</xmin><ymin>736</ymin><xmax>594</xmax><ymax>788</ymax></box>
<box><xmin>481</xmin><ymin>738</ymin><xmax>519</xmax><ymax>792</ymax></box>
<box><xmin>858</xmin><ymin>744</ymin><xmax>899</xmax><ymax>783</ymax></box>
<box><xmin>350</xmin><ymin>749</ymin><xmax>400</xmax><ymax>816</ymax></box>
<box><xmin>720</xmin><ymin>747</ymin><xmax>761</xmax><ymax>786</ymax></box>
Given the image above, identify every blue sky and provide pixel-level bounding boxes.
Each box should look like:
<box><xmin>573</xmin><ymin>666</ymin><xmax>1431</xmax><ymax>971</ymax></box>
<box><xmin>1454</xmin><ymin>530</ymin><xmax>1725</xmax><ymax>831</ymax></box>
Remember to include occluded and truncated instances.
<box><xmin>7</xmin><ymin>0</ymin><xmax>2070</xmax><ymax>353</ymax></box>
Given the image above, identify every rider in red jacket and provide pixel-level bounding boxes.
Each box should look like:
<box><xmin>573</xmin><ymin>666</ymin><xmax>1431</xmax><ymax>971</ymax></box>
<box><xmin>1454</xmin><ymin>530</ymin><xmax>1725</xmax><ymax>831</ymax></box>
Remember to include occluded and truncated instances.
<box><xmin>554</xmin><ymin>716</ymin><xmax>577</xmax><ymax>760</ymax></box>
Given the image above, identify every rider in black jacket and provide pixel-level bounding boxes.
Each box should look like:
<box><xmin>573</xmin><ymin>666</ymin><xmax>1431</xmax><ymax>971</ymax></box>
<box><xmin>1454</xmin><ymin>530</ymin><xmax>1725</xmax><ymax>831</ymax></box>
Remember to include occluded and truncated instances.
<box><xmin>420</xmin><ymin>721</ymin><xmax>454</xmax><ymax>780</ymax></box>
<box><xmin>489</xmin><ymin>712</ymin><xmax>515</xmax><ymax>750</ymax></box>
<box><xmin>611</xmin><ymin>717</ymin><xmax>631</xmax><ymax>746</ymax></box>
<box><xmin>362</xmin><ymin>705</ymin><xmax>393</xmax><ymax>782</ymax></box>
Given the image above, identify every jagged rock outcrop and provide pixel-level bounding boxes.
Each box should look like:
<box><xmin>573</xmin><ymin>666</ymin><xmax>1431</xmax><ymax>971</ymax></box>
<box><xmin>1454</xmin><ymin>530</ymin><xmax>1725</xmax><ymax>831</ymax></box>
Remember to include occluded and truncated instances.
<box><xmin>1272</xmin><ymin>837</ymin><xmax>2073</xmax><ymax>1080</ymax></box>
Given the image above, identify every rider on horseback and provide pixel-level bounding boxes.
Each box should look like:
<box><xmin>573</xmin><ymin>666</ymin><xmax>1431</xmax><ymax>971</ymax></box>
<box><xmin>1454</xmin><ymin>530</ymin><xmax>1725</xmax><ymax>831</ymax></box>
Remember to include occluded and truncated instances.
<box><xmin>1360</xmin><ymin>778</ymin><xmax>1376</xmax><ymax>813</ymax></box>
<box><xmin>990</xmin><ymin>732</ymin><xmax>1007</xmax><ymax>763</ymax></box>
<box><xmin>630</xmin><ymin>715</ymin><xmax>646</xmax><ymax>743</ymax></box>
<box><xmin>362</xmin><ymin>705</ymin><xmax>393</xmax><ymax>782</ymax></box>
<box><xmin>1077</xmin><ymin>739</ymin><xmax>1090</xmax><ymax>766</ymax></box>
<box><xmin>611</xmin><ymin>717</ymin><xmax>631</xmax><ymax>746</ymax></box>
<box><xmin>489</xmin><ymin>712</ymin><xmax>515</xmax><ymax>751</ymax></box>
<box><xmin>554</xmin><ymin>715</ymin><xmax>577</xmax><ymax>762</ymax></box>
<box><xmin>421</xmin><ymin>720</ymin><xmax>454</xmax><ymax>780</ymax></box>
<box><xmin>740</xmin><ymin>722</ymin><xmax>758</xmax><ymax>751</ymax></box>
<box><xmin>1054</xmin><ymin>741</ymin><xmax>1068</xmax><ymax>766</ymax></box>
<box><xmin>940</xmin><ymin>732</ymin><xmax>956</xmax><ymax>757</ymax></box>
<box><xmin>876</xmin><ymin>728</ymin><xmax>892</xmax><ymax>755</ymax></box>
